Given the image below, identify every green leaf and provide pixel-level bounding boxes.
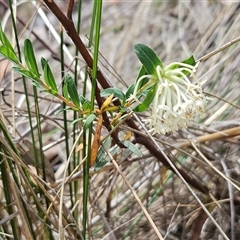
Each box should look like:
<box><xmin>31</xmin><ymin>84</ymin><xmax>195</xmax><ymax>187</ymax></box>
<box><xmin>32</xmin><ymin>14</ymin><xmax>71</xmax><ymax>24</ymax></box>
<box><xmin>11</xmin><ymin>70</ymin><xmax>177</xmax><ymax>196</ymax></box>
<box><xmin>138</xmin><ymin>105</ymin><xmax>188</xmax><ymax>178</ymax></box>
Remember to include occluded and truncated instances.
<box><xmin>0</xmin><ymin>25</ymin><xmax>16</xmax><ymax>54</ymax></box>
<box><xmin>136</xmin><ymin>65</ymin><xmax>150</xmax><ymax>89</ymax></box>
<box><xmin>55</xmin><ymin>107</ymin><xmax>72</xmax><ymax>115</ymax></box>
<box><xmin>40</xmin><ymin>57</ymin><xmax>48</xmax><ymax>70</ymax></box>
<box><xmin>65</xmin><ymin>73</ymin><xmax>80</xmax><ymax>108</ymax></box>
<box><xmin>79</xmin><ymin>95</ymin><xmax>87</xmax><ymax>104</ymax></box>
<box><xmin>24</xmin><ymin>39</ymin><xmax>40</xmax><ymax>78</ymax></box>
<box><xmin>136</xmin><ymin>65</ymin><xmax>147</xmax><ymax>80</ymax></box>
<box><xmin>125</xmin><ymin>83</ymin><xmax>136</xmax><ymax>100</ymax></box>
<box><xmin>182</xmin><ymin>55</ymin><xmax>196</xmax><ymax>66</ymax></box>
<box><xmin>119</xmin><ymin>106</ymin><xmax>128</xmax><ymax>114</ymax></box>
<box><xmin>41</xmin><ymin>57</ymin><xmax>58</xmax><ymax>92</ymax></box>
<box><xmin>167</xmin><ymin>55</ymin><xmax>197</xmax><ymax>76</ymax></box>
<box><xmin>71</xmin><ymin>117</ymin><xmax>84</xmax><ymax>125</ymax></box>
<box><xmin>100</xmin><ymin>88</ymin><xmax>125</xmax><ymax>101</ymax></box>
<box><xmin>0</xmin><ymin>45</ymin><xmax>19</xmax><ymax>64</ymax></box>
<box><xmin>82</xmin><ymin>101</ymin><xmax>91</xmax><ymax>112</ymax></box>
<box><xmin>94</xmin><ymin>137</ymin><xmax>119</xmax><ymax>171</ymax></box>
<box><xmin>134</xmin><ymin>44</ymin><xmax>163</xmax><ymax>75</ymax></box>
<box><xmin>83</xmin><ymin>113</ymin><xmax>97</xmax><ymax>131</ymax></box>
<box><xmin>120</xmin><ymin>140</ymin><xmax>142</xmax><ymax>157</ymax></box>
<box><xmin>133</xmin><ymin>83</ymin><xmax>157</xmax><ymax>112</ymax></box>
<box><xmin>12</xmin><ymin>66</ymin><xmax>39</xmax><ymax>81</ymax></box>
<box><xmin>63</xmin><ymin>81</ymin><xmax>70</xmax><ymax>101</ymax></box>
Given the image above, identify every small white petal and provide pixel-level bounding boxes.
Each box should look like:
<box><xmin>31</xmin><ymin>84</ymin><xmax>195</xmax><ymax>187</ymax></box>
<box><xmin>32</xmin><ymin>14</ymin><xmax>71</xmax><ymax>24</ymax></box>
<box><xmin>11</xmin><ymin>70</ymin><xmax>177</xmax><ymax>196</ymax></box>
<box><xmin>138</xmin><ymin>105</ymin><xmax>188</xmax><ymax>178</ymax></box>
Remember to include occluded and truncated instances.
<box><xmin>144</xmin><ymin>62</ymin><xmax>207</xmax><ymax>135</ymax></box>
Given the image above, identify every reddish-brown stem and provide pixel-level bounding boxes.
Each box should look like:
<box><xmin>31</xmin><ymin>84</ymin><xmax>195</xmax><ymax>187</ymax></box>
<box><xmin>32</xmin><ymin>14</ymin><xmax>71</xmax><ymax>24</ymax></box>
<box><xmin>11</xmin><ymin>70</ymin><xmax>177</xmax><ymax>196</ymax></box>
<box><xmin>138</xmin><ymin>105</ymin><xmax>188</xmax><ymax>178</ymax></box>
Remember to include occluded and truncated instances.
<box><xmin>67</xmin><ymin>0</ymin><xmax>74</xmax><ymax>21</ymax></box>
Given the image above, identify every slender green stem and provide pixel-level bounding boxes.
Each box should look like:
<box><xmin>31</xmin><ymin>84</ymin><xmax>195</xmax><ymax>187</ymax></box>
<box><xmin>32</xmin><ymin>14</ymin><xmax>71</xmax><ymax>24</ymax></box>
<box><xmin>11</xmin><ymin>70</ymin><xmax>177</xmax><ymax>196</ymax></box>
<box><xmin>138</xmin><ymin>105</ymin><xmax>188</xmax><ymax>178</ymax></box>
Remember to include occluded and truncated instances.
<box><xmin>7</xmin><ymin>2</ymin><xmax>38</xmax><ymax>238</ymax></box>
<box><xmin>73</xmin><ymin>0</ymin><xmax>83</xmax><ymax>222</ymax></box>
<box><xmin>60</xmin><ymin>24</ymin><xmax>73</xmax><ymax>208</ymax></box>
<box><xmin>82</xmin><ymin>1</ymin><xmax>102</xmax><ymax>238</ymax></box>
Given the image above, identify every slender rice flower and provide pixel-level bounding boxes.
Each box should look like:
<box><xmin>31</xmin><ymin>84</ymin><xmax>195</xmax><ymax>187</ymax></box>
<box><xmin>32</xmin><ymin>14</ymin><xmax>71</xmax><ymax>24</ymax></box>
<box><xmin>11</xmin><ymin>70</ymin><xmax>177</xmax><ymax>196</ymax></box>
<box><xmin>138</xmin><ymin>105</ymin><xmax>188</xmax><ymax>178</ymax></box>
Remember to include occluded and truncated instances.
<box><xmin>131</xmin><ymin>62</ymin><xmax>207</xmax><ymax>135</ymax></box>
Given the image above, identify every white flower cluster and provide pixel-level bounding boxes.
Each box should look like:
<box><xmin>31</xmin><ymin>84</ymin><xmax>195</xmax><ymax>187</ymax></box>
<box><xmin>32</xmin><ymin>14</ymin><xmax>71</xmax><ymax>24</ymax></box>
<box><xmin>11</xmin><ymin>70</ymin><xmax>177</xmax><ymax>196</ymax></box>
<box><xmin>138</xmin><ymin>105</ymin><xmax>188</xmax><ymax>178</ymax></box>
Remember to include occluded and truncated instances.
<box><xmin>134</xmin><ymin>62</ymin><xmax>207</xmax><ymax>135</ymax></box>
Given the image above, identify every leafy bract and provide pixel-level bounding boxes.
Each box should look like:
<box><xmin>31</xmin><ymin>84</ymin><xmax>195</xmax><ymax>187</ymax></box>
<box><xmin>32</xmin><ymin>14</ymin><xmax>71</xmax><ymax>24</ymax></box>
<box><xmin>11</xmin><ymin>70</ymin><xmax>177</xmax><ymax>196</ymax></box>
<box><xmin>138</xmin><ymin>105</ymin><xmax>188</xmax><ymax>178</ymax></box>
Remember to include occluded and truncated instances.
<box><xmin>134</xmin><ymin>44</ymin><xmax>163</xmax><ymax>76</ymax></box>
<box><xmin>167</xmin><ymin>55</ymin><xmax>197</xmax><ymax>76</ymax></box>
<box><xmin>133</xmin><ymin>83</ymin><xmax>157</xmax><ymax>112</ymax></box>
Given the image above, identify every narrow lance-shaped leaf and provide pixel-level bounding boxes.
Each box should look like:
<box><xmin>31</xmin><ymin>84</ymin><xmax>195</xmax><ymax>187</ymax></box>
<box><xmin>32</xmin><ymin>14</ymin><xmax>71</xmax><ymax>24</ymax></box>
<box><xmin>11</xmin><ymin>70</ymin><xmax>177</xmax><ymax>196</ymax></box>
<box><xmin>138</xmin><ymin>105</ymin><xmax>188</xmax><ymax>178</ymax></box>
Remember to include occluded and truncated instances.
<box><xmin>12</xmin><ymin>67</ymin><xmax>39</xmax><ymax>82</ymax></box>
<box><xmin>137</xmin><ymin>64</ymin><xmax>147</xmax><ymax>78</ymax></box>
<box><xmin>94</xmin><ymin>137</ymin><xmax>118</xmax><ymax>172</ymax></box>
<box><xmin>101</xmin><ymin>94</ymin><xmax>114</xmax><ymax>111</ymax></box>
<box><xmin>83</xmin><ymin>113</ymin><xmax>97</xmax><ymax>131</ymax></box>
<box><xmin>65</xmin><ymin>73</ymin><xmax>80</xmax><ymax>108</ymax></box>
<box><xmin>100</xmin><ymin>88</ymin><xmax>125</xmax><ymax>102</ymax></box>
<box><xmin>41</xmin><ymin>57</ymin><xmax>47</xmax><ymax>70</ymax></box>
<box><xmin>134</xmin><ymin>44</ymin><xmax>163</xmax><ymax>75</ymax></box>
<box><xmin>90</xmin><ymin>114</ymin><xmax>103</xmax><ymax>166</ymax></box>
<box><xmin>41</xmin><ymin>57</ymin><xmax>58</xmax><ymax>92</ymax></box>
<box><xmin>133</xmin><ymin>83</ymin><xmax>157</xmax><ymax>112</ymax></box>
<box><xmin>125</xmin><ymin>83</ymin><xmax>136</xmax><ymax>100</ymax></box>
<box><xmin>121</xmin><ymin>140</ymin><xmax>142</xmax><ymax>157</ymax></box>
<box><xmin>0</xmin><ymin>25</ymin><xmax>16</xmax><ymax>55</ymax></box>
<box><xmin>0</xmin><ymin>46</ymin><xmax>19</xmax><ymax>64</ymax></box>
<box><xmin>63</xmin><ymin>81</ymin><xmax>70</xmax><ymax>101</ymax></box>
<box><xmin>24</xmin><ymin>39</ymin><xmax>40</xmax><ymax>78</ymax></box>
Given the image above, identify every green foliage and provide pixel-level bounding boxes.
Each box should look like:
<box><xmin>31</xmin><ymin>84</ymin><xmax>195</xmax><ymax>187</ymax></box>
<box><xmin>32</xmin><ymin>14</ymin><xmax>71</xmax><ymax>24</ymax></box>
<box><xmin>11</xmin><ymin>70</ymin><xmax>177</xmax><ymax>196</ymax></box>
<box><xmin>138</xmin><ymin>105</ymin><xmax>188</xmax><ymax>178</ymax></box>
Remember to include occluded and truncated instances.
<box><xmin>0</xmin><ymin>25</ymin><xmax>19</xmax><ymax>64</ymax></box>
<box><xmin>12</xmin><ymin>67</ymin><xmax>39</xmax><ymax>82</ymax></box>
<box><xmin>125</xmin><ymin>83</ymin><xmax>136</xmax><ymax>100</ymax></box>
<box><xmin>167</xmin><ymin>55</ymin><xmax>197</xmax><ymax>75</ymax></box>
<box><xmin>0</xmin><ymin>45</ymin><xmax>19</xmax><ymax>64</ymax></box>
<box><xmin>120</xmin><ymin>140</ymin><xmax>142</xmax><ymax>157</ymax></box>
<box><xmin>133</xmin><ymin>83</ymin><xmax>158</xmax><ymax>112</ymax></box>
<box><xmin>134</xmin><ymin>44</ymin><xmax>163</xmax><ymax>76</ymax></box>
<box><xmin>83</xmin><ymin>113</ymin><xmax>97</xmax><ymax>131</ymax></box>
<box><xmin>24</xmin><ymin>39</ymin><xmax>40</xmax><ymax>78</ymax></box>
<box><xmin>64</xmin><ymin>73</ymin><xmax>80</xmax><ymax>108</ymax></box>
<box><xmin>41</xmin><ymin>57</ymin><xmax>58</xmax><ymax>92</ymax></box>
<box><xmin>94</xmin><ymin>136</ymin><xmax>118</xmax><ymax>171</ymax></box>
<box><xmin>101</xmin><ymin>87</ymin><xmax>126</xmax><ymax>101</ymax></box>
<box><xmin>182</xmin><ymin>55</ymin><xmax>196</xmax><ymax>66</ymax></box>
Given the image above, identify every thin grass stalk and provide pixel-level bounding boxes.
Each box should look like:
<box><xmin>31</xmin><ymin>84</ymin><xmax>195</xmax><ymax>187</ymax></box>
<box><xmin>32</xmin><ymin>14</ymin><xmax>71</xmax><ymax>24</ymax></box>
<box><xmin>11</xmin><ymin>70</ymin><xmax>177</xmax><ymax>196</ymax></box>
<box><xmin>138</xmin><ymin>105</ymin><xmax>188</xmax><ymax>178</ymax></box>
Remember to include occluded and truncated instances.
<box><xmin>7</xmin><ymin>3</ymin><xmax>54</xmax><ymax>237</ymax></box>
<box><xmin>60</xmin><ymin>24</ymin><xmax>73</xmax><ymax>210</ymax></box>
<box><xmin>83</xmin><ymin>2</ymin><xmax>97</xmax><ymax>97</ymax></box>
<box><xmin>73</xmin><ymin>0</ymin><xmax>83</xmax><ymax>222</ymax></box>
<box><xmin>32</xmin><ymin>87</ymin><xmax>54</xmax><ymax>239</ymax></box>
<box><xmin>81</xmin><ymin>1</ymin><xmax>97</xmax><ymax>234</ymax></box>
<box><xmin>83</xmin><ymin>1</ymin><xmax>102</xmax><ymax>237</ymax></box>
<box><xmin>7</xmin><ymin>0</ymin><xmax>41</xmax><ymax>219</ymax></box>
<box><xmin>0</xmin><ymin>121</ymin><xmax>36</xmax><ymax>239</ymax></box>
<box><xmin>7</xmin><ymin>0</ymin><xmax>37</xmax><ymax>151</ymax></box>
<box><xmin>0</xmin><ymin>148</ymin><xmax>19</xmax><ymax>239</ymax></box>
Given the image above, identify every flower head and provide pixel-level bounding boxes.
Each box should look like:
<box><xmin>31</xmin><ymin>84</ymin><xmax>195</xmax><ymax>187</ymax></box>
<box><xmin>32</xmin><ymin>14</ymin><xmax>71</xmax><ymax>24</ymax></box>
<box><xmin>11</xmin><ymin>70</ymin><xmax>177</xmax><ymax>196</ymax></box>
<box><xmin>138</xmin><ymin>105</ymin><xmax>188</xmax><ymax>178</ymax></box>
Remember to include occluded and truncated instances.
<box><xmin>133</xmin><ymin>62</ymin><xmax>207</xmax><ymax>135</ymax></box>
